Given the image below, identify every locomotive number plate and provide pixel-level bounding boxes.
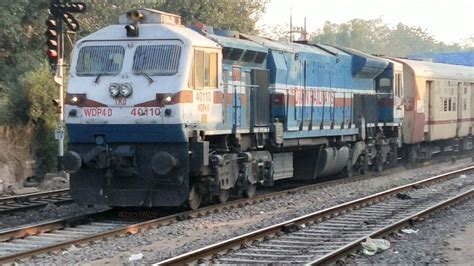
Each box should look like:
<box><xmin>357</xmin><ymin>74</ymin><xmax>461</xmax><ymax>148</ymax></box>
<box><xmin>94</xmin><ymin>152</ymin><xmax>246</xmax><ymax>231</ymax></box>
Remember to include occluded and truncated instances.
<box><xmin>130</xmin><ymin>107</ymin><xmax>161</xmax><ymax>117</ymax></box>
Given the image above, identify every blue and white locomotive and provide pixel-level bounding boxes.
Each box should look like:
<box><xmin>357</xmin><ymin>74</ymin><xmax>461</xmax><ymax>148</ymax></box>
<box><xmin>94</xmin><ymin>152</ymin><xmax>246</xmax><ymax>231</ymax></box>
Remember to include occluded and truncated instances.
<box><xmin>63</xmin><ymin>9</ymin><xmax>402</xmax><ymax>209</ymax></box>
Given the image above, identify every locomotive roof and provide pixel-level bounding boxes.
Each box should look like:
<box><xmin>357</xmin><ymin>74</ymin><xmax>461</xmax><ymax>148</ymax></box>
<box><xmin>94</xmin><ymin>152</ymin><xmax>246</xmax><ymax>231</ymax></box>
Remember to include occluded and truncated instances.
<box><xmin>332</xmin><ymin>46</ymin><xmax>389</xmax><ymax>79</ymax></box>
<box><xmin>208</xmin><ymin>34</ymin><xmax>267</xmax><ymax>53</ymax></box>
<box><xmin>77</xmin><ymin>23</ymin><xmax>219</xmax><ymax>49</ymax></box>
<box><xmin>393</xmin><ymin>58</ymin><xmax>474</xmax><ymax>80</ymax></box>
<box><xmin>240</xmin><ymin>33</ymin><xmax>336</xmax><ymax>56</ymax></box>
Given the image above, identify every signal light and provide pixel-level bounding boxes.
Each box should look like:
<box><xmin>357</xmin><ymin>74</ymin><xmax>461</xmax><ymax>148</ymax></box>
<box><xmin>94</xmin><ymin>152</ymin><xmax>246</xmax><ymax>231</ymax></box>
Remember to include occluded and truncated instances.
<box><xmin>47</xmin><ymin>49</ymin><xmax>58</xmax><ymax>58</ymax></box>
<box><xmin>63</xmin><ymin>2</ymin><xmax>86</xmax><ymax>13</ymax></box>
<box><xmin>45</xmin><ymin>15</ymin><xmax>59</xmax><ymax>71</ymax></box>
<box><xmin>62</xmin><ymin>12</ymin><xmax>80</xmax><ymax>32</ymax></box>
<box><xmin>45</xmin><ymin>1</ymin><xmax>87</xmax><ymax>72</ymax></box>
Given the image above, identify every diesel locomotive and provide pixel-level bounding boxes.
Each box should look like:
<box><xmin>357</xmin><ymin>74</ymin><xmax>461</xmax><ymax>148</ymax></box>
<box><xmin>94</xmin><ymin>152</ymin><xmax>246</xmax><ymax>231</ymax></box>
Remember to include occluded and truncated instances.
<box><xmin>63</xmin><ymin>8</ymin><xmax>474</xmax><ymax>209</ymax></box>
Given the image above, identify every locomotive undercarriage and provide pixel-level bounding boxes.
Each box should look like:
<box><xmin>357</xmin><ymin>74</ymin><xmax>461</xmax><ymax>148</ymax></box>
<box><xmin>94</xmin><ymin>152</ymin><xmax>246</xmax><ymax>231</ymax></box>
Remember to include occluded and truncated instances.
<box><xmin>67</xmin><ymin>143</ymin><xmax>190</xmax><ymax>207</ymax></box>
<box><xmin>186</xmin><ymin>128</ymin><xmax>399</xmax><ymax>209</ymax></box>
<box><xmin>66</xmin><ymin>128</ymin><xmax>400</xmax><ymax>209</ymax></box>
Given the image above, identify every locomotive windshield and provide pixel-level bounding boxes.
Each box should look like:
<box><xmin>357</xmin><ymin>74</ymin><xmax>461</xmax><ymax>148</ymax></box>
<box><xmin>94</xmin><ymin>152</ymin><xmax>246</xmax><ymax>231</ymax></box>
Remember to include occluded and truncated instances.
<box><xmin>132</xmin><ymin>44</ymin><xmax>181</xmax><ymax>75</ymax></box>
<box><xmin>76</xmin><ymin>45</ymin><xmax>125</xmax><ymax>76</ymax></box>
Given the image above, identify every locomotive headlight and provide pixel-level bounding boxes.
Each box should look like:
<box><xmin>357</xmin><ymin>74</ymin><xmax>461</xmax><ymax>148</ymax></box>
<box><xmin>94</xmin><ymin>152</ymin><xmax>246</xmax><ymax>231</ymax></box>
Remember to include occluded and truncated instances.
<box><xmin>71</xmin><ymin>96</ymin><xmax>79</xmax><ymax>104</ymax></box>
<box><xmin>120</xmin><ymin>83</ymin><xmax>133</xmax><ymax>97</ymax></box>
<box><xmin>164</xmin><ymin>95</ymin><xmax>172</xmax><ymax>103</ymax></box>
<box><xmin>109</xmin><ymin>83</ymin><xmax>120</xmax><ymax>97</ymax></box>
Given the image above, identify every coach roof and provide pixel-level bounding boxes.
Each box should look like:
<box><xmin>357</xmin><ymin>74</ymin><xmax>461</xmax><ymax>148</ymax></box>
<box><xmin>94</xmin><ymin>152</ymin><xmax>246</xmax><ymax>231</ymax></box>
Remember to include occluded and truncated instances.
<box><xmin>394</xmin><ymin>58</ymin><xmax>474</xmax><ymax>80</ymax></box>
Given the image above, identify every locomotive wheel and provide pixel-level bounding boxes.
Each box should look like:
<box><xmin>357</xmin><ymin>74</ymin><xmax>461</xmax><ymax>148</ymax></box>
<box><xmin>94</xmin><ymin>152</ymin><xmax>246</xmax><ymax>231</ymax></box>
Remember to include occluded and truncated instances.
<box><xmin>343</xmin><ymin>165</ymin><xmax>353</xmax><ymax>178</ymax></box>
<box><xmin>187</xmin><ymin>184</ymin><xmax>202</xmax><ymax>210</ymax></box>
<box><xmin>243</xmin><ymin>183</ymin><xmax>257</xmax><ymax>198</ymax></box>
<box><xmin>375</xmin><ymin>156</ymin><xmax>384</xmax><ymax>172</ymax></box>
<box><xmin>215</xmin><ymin>189</ymin><xmax>230</xmax><ymax>203</ymax></box>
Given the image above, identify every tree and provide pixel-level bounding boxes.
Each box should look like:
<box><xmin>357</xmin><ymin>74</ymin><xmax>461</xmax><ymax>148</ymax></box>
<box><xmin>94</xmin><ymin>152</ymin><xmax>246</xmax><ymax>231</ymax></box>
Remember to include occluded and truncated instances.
<box><xmin>0</xmin><ymin>0</ymin><xmax>50</xmax><ymax>85</ymax></box>
<box><xmin>8</xmin><ymin>64</ymin><xmax>58</xmax><ymax>174</ymax></box>
<box><xmin>310</xmin><ymin>19</ymin><xmax>469</xmax><ymax>57</ymax></box>
<box><xmin>159</xmin><ymin>0</ymin><xmax>267</xmax><ymax>33</ymax></box>
<box><xmin>257</xmin><ymin>23</ymin><xmax>290</xmax><ymax>41</ymax></box>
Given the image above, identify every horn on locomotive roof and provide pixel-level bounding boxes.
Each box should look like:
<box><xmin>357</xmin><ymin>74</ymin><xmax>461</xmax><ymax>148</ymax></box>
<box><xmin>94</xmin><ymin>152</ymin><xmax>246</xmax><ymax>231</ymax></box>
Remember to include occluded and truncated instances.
<box><xmin>127</xmin><ymin>10</ymin><xmax>144</xmax><ymax>22</ymax></box>
<box><xmin>118</xmin><ymin>8</ymin><xmax>182</xmax><ymax>25</ymax></box>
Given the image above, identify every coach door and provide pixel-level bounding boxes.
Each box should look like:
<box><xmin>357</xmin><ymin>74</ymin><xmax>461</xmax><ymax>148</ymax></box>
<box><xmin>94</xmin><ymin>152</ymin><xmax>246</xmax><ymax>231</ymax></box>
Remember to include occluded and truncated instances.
<box><xmin>426</xmin><ymin>80</ymin><xmax>434</xmax><ymax>137</ymax></box>
<box><xmin>456</xmin><ymin>81</ymin><xmax>470</xmax><ymax>137</ymax></box>
<box><xmin>250</xmin><ymin>68</ymin><xmax>270</xmax><ymax>126</ymax></box>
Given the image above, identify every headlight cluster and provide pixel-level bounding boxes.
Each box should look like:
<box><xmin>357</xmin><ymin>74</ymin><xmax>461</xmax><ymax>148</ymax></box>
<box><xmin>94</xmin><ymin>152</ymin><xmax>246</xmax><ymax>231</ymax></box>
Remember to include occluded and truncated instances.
<box><xmin>109</xmin><ymin>83</ymin><xmax>133</xmax><ymax>97</ymax></box>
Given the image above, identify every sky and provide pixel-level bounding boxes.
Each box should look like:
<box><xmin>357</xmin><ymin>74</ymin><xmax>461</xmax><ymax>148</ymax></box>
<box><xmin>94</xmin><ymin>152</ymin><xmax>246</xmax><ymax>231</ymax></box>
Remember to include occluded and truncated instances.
<box><xmin>257</xmin><ymin>0</ymin><xmax>474</xmax><ymax>44</ymax></box>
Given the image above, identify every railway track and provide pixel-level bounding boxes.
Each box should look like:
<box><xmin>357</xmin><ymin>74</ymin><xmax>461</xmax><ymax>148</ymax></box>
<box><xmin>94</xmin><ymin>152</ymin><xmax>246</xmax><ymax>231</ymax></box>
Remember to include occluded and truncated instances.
<box><xmin>0</xmin><ymin>152</ymin><xmax>462</xmax><ymax>218</ymax></box>
<box><xmin>157</xmin><ymin>166</ymin><xmax>474</xmax><ymax>265</ymax></box>
<box><xmin>0</xmin><ymin>168</ymin><xmax>385</xmax><ymax>263</ymax></box>
<box><xmin>0</xmin><ymin>189</ymin><xmax>72</xmax><ymax>214</ymax></box>
<box><xmin>0</xmin><ymin>164</ymin><xmax>471</xmax><ymax>263</ymax></box>
<box><xmin>0</xmin><ymin>163</ymin><xmax>433</xmax><ymax>263</ymax></box>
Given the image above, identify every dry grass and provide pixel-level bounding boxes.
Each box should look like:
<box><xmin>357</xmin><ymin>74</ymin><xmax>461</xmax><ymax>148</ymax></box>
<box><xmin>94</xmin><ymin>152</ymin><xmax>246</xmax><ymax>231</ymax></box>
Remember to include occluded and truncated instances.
<box><xmin>0</xmin><ymin>125</ymin><xmax>35</xmax><ymax>188</ymax></box>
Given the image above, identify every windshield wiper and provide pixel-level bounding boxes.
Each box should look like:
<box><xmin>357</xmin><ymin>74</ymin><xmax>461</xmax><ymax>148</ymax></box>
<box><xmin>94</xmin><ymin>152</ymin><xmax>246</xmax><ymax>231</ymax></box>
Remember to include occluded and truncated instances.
<box><xmin>138</xmin><ymin>72</ymin><xmax>154</xmax><ymax>84</ymax></box>
<box><xmin>94</xmin><ymin>73</ymin><xmax>105</xmax><ymax>83</ymax></box>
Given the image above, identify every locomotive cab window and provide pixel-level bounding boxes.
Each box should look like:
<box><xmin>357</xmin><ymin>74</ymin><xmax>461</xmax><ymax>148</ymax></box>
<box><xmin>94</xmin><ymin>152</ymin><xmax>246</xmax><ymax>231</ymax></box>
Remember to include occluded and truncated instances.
<box><xmin>76</xmin><ymin>45</ymin><xmax>125</xmax><ymax>76</ymax></box>
<box><xmin>189</xmin><ymin>50</ymin><xmax>218</xmax><ymax>89</ymax></box>
<box><xmin>133</xmin><ymin>44</ymin><xmax>181</xmax><ymax>75</ymax></box>
<box><xmin>379</xmin><ymin>78</ymin><xmax>391</xmax><ymax>93</ymax></box>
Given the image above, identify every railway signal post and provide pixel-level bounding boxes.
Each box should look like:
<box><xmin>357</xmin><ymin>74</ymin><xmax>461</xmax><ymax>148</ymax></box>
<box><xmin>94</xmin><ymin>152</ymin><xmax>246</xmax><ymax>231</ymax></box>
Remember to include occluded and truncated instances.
<box><xmin>45</xmin><ymin>0</ymin><xmax>86</xmax><ymax>171</ymax></box>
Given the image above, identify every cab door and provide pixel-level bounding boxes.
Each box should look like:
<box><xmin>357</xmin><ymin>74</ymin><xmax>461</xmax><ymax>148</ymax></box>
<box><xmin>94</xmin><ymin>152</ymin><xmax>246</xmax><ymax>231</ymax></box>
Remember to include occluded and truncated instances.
<box><xmin>250</xmin><ymin>68</ymin><xmax>270</xmax><ymax>126</ymax></box>
<box><xmin>231</xmin><ymin>66</ymin><xmax>242</xmax><ymax>130</ymax></box>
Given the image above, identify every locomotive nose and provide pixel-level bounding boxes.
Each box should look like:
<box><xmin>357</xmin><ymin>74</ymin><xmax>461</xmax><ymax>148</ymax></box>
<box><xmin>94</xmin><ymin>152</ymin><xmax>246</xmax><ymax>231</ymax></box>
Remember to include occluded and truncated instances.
<box><xmin>151</xmin><ymin>152</ymin><xmax>178</xmax><ymax>175</ymax></box>
<box><xmin>63</xmin><ymin>151</ymin><xmax>82</xmax><ymax>173</ymax></box>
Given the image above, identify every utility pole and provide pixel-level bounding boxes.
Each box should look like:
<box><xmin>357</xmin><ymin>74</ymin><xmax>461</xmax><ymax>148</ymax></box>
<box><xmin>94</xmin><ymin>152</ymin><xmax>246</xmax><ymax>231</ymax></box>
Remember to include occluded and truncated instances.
<box><xmin>45</xmin><ymin>0</ymin><xmax>86</xmax><ymax>171</ymax></box>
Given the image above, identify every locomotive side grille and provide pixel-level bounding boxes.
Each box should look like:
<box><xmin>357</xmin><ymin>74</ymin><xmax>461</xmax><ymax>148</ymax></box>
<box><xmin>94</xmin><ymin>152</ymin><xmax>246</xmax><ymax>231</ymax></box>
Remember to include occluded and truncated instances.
<box><xmin>132</xmin><ymin>44</ymin><xmax>181</xmax><ymax>75</ymax></box>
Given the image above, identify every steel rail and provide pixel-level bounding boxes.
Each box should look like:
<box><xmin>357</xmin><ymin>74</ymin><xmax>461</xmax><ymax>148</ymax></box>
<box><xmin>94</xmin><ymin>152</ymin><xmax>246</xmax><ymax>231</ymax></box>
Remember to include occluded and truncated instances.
<box><xmin>0</xmin><ymin>188</ymin><xmax>72</xmax><ymax>214</ymax></box>
<box><xmin>1</xmin><ymin>164</ymin><xmax>470</xmax><ymax>263</ymax></box>
<box><xmin>156</xmin><ymin>166</ymin><xmax>474</xmax><ymax>265</ymax></box>
<box><xmin>308</xmin><ymin>188</ymin><xmax>473</xmax><ymax>265</ymax></box>
<box><xmin>0</xmin><ymin>164</ymin><xmax>416</xmax><ymax>263</ymax></box>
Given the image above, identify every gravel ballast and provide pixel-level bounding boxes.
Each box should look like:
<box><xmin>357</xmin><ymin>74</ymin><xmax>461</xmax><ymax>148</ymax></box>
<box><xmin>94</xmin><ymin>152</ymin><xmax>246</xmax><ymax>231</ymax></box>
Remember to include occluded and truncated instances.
<box><xmin>350</xmin><ymin>198</ymin><xmax>474</xmax><ymax>265</ymax></box>
<box><xmin>0</xmin><ymin>203</ymin><xmax>107</xmax><ymax>230</ymax></box>
<box><xmin>21</xmin><ymin>158</ymin><xmax>473</xmax><ymax>264</ymax></box>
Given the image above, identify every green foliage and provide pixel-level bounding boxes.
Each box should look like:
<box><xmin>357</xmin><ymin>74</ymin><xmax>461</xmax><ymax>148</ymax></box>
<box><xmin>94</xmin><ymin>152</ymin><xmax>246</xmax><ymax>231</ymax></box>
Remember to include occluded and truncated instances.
<box><xmin>310</xmin><ymin>19</ymin><xmax>469</xmax><ymax>57</ymax></box>
<box><xmin>9</xmin><ymin>64</ymin><xmax>58</xmax><ymax>175</ymax></box>
<box><xmin>0</xmin><ymin>0</ymin><xmax>49</xmax><ymax>85</ymax></box>
<box><xmin>76</xmin><ymin>0</ymin><xmax>267</xmax><ymax>37</ymax></box>
<box><xmin>159</xmin><ymin>0</ymin><xmax>267</xmax><ymax>33</ymax></box>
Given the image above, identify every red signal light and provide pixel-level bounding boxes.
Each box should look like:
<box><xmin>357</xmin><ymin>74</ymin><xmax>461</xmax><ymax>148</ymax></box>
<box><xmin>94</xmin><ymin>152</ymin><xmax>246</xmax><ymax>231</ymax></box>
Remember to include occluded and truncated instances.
<box><xmin>47</xmin><ymin>49</ymin><xmax>58</xmax><ymax>58</ymax></box>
